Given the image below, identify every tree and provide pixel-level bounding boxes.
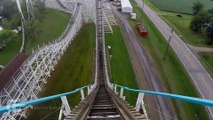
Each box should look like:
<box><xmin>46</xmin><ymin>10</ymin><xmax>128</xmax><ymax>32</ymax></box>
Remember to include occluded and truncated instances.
<box><xmin>206</xmin><ymin>23</ymin><xmax>213</xmax><ymax>44</ymax></box>
<box><xmin>190</xmin><ymin>8</ymin><xmax>213</xmax><ymax>44</ymax></box>
<box><xmin>208</xmin><ymin>8</ymin><xmax>213</xmax><ymax>17</ymax></box>
<box><xmin>206</xmin><ymin>15</ymin><xmax>213</xmax><ymax>44</ymax></box>
<box><xmin>0</xmin><ymin>0</ymin><xmax>21</xmax><ymax>30</ymax></box>
<box><xmin>193</xmin><ymin>1</ymin><xmax>204</xmax><ymax>15</ymax></box>
<box><xmin>34</xmin><ymin>0</ymin><xmax>47</xmax><ymax>21</ymax></box>
<box><xmin>0</xmin><ymin>30</ymin><xmax>17</xmax><ymax>50</ymax></box>
<box><xmin>25</xmin><ymin>20</ymin><xmax>39</xmax><ymax>42</ymax></box>
<box><xmin>3</xmin><ymin>16</ymin><xmax>21</xmax><ymax>29</ymax></box>
<box><xmin>190</xmin><ymin>16</ymin><xmax>203</xmax><ymax>32</ymax></box>
<box><xmin>0</xmin><ymin>0</ymin><xmax>18</xmax><ymax>19</ymax></box>
<box><xmin>190</xmin><ymin>12</ymin><xmax>210</xmax><ymax>32</ymax></box>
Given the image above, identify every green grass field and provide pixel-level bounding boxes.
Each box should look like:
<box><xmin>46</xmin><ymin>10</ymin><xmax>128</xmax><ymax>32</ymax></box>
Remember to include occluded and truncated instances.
<box><xmin>26</xmin><ymin>23</ymin><xmax>95</xmax><ymax>119</ymax></box>
<box><xmin>199</xmin><ymin>52</ymin><xmax>213</xmax><ymax>76</ymax></box>
<box><xmin>0</xmin><ymin>9</ymin><xmax>70</xmax><ymax>66</ymax></box>
<box><xmin>130</xmin><ymin>0</ymin><xmax>209</xmax><ymax>119</ymax></box>
<box><xmin>105</xmin><ymin>26</ymin><xmax>138</xmax><ymax>105</ymax></box>
<box><xmin>162</xmin><ymin>14</ymin><xmax>210</xmax><ymax>47</ymax></box>
<box><xmin>148</xmin><ymin>0</ymin><xmax>213</xmax><ymax>14</ymax></box>
<box><xmin>25</xmin><ymin>8</ymin><xmax>70</xmax><ymax>51</ymax></box>
<box><xmin>144</xmin><ymin>0</ymin><xmax>211</xmax><ymax>47</ymax></box>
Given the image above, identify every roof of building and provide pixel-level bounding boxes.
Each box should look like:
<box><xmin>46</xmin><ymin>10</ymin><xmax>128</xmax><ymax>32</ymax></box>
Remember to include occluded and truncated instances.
<box><xmin>121</xmin><ymin>0</ymin><xmax>132</xmax><ymax>8</ymax></box>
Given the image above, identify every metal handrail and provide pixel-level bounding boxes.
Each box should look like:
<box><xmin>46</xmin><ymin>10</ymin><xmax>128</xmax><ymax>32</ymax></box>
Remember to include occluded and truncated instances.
<box><xmin>0</xmin><ymin>84</ymin><xmax>92</xmax><ymax>115</ymax></box>
<box><xmin>112</xmin><ymin>83</ymin><xmax>213</xmax><ymax>107</ymax></box>
<box><xmin>2</xmin><ymin>82</ymin><xmax>213</xmax><ymax>116</ymax></box>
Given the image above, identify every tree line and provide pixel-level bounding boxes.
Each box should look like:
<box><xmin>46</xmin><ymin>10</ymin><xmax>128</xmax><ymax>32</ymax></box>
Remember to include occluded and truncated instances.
<box><xmin>0</xmin><ymin>0</ymin><xmax>19</xmax><ymax>50</ymax></box>
<box><xmin>0</xmin><ymin>0</ymin><xmax>46</xmax><ymax>51</ymax></box>
<box><xmin>190</xmin><ymin>1</ymin><xmax>213</xmax><ymax>44</ymax></box>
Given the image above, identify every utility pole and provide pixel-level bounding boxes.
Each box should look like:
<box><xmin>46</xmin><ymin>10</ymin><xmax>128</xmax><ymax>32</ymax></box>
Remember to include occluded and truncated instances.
<box><xmin>142</xmin><ymin>0</ymin><xmax>145</xmax><ymax>11</ymax></box>
<box><xmin>163</xmin><ymin>26</ymin><xmax>174</xmax><ymax>60</ymax></box>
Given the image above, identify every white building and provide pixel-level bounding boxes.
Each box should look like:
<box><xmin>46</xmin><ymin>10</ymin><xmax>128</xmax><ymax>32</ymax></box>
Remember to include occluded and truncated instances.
<box><xmin>121</xmin><ymin>0</ymin><xmax>133</xmax><ymax>13</ymax></box>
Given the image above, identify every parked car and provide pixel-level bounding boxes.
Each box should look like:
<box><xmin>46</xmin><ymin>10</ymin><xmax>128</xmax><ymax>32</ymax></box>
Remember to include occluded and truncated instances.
<box><xmin>176</xmin><ymin>12</ymin><xmax>182</xmax><ymax>17</ymax></box>
<box><xmin>0</xmin><ymin>65</ymin><xmax>4</xmax><ymax>71</ymax></box>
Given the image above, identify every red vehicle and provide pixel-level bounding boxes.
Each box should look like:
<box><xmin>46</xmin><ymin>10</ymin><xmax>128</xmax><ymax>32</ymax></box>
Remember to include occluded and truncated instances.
<box><xmin>137</xmin><ymin>23</ymin><xmax>148</xmax><ymax>37</ymax></box>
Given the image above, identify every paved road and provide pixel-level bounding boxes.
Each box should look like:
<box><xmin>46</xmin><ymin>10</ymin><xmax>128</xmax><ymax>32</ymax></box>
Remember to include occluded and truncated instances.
<box><xmin>135</xmin><ymin>0</ymin><xmax>213</xmax><ymax>118</ymax></box>
<box><xmin>187</xmin><ymin>44</ymin><xmax>213</xmax><ymax>53</ymax></box>
<box><xmin>111</xmin><ymin>6</ymin><xmax>175</xmax><ymax>120</ymax></box>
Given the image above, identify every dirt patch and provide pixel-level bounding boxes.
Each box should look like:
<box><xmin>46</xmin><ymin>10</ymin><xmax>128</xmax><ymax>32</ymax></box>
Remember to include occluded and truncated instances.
<box><xmin>0</xmin><ymin>53</ymin><xmax>28</xmax><ymax>90</ymax></box>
